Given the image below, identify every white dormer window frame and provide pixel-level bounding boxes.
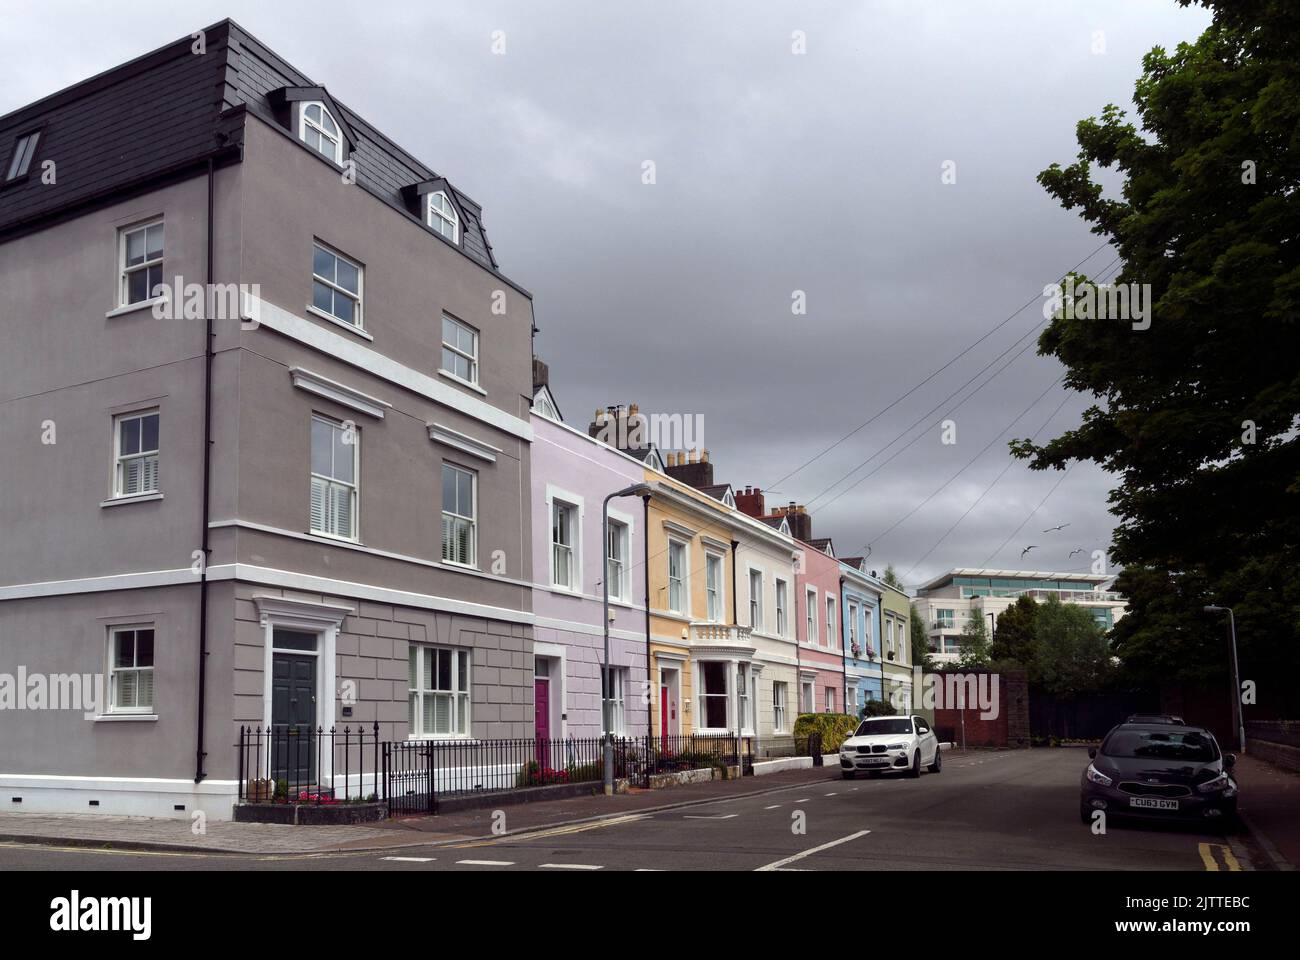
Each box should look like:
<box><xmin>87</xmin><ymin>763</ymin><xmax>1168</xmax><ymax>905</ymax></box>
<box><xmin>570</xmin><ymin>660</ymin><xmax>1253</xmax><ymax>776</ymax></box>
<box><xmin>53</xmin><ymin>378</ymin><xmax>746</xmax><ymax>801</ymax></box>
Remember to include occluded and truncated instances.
<box><xmin>299</xmin><ymin>101</ymin><xmax>343</xmax><ymax>165</ymax></box>
<box><xmin>427</xmin><ymin>191</ymin><xmax>460</xmax><ymax>244</ymax></box>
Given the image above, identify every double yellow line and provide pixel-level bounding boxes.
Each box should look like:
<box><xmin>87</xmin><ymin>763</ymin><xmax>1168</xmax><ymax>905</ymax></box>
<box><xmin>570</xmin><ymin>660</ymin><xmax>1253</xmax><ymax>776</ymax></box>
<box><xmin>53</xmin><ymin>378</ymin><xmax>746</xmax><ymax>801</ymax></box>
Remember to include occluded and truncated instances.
<box><xmin>1198</xmin><ymin>842</ymin><xmax>1242</xmax><ymax>871</ymax></box>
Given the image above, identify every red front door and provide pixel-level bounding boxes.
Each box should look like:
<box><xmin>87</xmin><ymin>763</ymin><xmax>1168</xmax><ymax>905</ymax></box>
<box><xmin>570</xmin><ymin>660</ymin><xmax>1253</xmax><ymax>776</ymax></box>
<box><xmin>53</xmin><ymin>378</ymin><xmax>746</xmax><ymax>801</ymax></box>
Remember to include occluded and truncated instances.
<box><xmin>534</xmin><ymin>678</ymin><xmax>550</xmax><ymax>768</ymax></box>
<box><xmin>660</xmin><ymin>685</ymin><xmax>669</xmax><ymax>739</ymax></box>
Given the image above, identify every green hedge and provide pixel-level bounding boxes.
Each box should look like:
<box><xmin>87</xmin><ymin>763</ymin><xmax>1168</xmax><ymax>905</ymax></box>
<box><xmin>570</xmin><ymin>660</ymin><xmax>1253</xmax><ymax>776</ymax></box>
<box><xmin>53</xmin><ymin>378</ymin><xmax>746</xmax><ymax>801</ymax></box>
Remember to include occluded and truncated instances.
<box><xmin>793</xmin><ymin>713</ymin><xmax>860</xmax><ymax>752</ymax></box>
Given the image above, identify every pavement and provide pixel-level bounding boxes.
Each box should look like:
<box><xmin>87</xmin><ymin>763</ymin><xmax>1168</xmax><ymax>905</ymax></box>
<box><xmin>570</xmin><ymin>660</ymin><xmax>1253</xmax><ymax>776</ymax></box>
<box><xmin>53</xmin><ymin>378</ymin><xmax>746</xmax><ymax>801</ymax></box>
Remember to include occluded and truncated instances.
<box><xmin>0</xmin><ymin>747</ymin><xmax>1290</xmax><ymax>871</ymax></box>
<box><xmin>1232</xmin><ymin>753</ymin><xmax>1299</xmax><ymax>871</ymax></box>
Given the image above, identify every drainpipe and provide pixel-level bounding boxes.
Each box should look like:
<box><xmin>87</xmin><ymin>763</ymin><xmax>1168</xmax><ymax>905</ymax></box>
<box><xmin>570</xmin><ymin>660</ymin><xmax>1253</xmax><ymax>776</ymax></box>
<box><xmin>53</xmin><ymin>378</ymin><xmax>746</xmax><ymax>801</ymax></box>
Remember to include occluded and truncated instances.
<box><xmin>643</xmin><ymin>493</ymin><xmax>651</xmax><ymax>739</ymax></box>
<box><xmin>194</xmin><ymin>157</ymin><xmax>215</xmax><ymax>783</ymax></box>
<box><xmin>840</xmin><ymin>576</ymin><xmax>848</xmax><ymax>719</ymax></box>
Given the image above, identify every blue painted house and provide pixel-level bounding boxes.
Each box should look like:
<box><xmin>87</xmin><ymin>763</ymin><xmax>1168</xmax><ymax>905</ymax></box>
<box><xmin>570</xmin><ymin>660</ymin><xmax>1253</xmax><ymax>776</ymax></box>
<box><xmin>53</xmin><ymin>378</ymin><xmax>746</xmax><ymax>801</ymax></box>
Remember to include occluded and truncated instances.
<box><xmin>838</xmin><ymin>557</ymin><xmax>885</xmax><ymax>715</ymax></box>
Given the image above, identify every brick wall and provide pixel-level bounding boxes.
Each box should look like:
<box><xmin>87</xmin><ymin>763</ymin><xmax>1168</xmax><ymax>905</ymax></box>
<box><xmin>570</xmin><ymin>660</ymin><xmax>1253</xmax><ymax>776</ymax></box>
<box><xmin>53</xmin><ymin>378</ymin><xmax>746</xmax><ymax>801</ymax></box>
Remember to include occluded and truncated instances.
<box><xmin>932</xmin><ymin>669</ymin><xmax>1029</xmax><ymax>748</ymax></box>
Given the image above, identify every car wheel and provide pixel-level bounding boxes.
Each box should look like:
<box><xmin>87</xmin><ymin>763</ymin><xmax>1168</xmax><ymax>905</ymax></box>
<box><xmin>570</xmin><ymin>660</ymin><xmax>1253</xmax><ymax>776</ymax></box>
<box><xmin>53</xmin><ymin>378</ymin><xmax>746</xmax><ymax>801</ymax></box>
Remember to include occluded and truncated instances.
<box><xmin>842</xmin><ymin>770</ymin><xmax>856</xmax><ymax>780</ymax></box>
<box><xmin>928</xmin><ymin>745</ymin><xmax>942</xmax><ymax>773</ymax></box>
<box><xmin>909</xmin><ymin>750</ymin><xmax>922</xmax><ymax>778</ymax></box>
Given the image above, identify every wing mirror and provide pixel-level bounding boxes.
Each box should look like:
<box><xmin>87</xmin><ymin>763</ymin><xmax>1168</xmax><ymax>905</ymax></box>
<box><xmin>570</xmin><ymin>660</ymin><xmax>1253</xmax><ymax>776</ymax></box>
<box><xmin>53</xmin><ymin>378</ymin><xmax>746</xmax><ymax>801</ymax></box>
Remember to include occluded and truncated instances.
<box><xmin>1224</xmin><ymin>753</ymin><xmax>1236</xmax><ymax>768</ymax></box>
<box><xmin>1088</xmin><ymin>747</ymin><xmax>1097</xmax><ymax>759</ymax></box>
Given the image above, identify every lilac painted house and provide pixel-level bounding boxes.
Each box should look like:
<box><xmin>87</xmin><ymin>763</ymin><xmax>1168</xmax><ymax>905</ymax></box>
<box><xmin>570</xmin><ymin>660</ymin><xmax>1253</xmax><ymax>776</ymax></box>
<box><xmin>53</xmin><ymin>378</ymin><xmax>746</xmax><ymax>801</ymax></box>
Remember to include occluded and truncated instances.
<box><xmin>529</xmin><ymin>380</ymin><xmax>650</xmax><ymax>741</ymax></box>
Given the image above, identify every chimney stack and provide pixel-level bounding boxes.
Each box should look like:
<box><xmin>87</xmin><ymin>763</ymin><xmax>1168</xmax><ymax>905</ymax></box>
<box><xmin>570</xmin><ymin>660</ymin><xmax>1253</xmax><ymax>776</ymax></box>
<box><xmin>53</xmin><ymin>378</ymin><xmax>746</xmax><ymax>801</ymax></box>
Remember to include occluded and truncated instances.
<box><xmin>735</xmin><ymin>486</ymin><xmax>766</xmax><ymax>518</ymax></box>
<box><xmin>665</xmin><ymin>447</ymin><xmax>714</xmax><ymax>489</ymax></box>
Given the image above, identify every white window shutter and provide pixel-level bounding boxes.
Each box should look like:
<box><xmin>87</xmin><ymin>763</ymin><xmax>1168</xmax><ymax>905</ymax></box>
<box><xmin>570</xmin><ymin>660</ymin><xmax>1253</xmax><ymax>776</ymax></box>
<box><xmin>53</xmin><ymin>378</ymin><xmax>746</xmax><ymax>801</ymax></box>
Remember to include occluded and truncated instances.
<box><xmin>310</xmin><ymin>477</ymin><xmax>326</xmax><ymax>532</ymax></box>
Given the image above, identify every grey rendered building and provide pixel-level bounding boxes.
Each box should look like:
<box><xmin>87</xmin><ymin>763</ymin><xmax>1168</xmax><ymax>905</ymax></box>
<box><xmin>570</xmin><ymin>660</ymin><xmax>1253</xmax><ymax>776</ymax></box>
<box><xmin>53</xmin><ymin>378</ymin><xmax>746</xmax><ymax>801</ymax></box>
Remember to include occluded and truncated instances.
<box><xmin>0</xmin><ymin>20</ymin><xmax>537</xmax><ymax>819</ymax></box>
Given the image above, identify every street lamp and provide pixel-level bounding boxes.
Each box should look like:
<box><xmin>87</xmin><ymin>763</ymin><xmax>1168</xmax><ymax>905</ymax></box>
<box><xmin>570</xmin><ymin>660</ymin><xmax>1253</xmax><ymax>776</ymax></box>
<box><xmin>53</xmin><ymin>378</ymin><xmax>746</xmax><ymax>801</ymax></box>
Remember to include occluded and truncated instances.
<box><xmin>603</xmin><ymin>482</ymin><xmax>651</xmax><ymax>795</ymax></box>
<box><xmin>1203</xmin><ymin>605</ymin><xmax>1245</xmax><ymax>753</ymax></box>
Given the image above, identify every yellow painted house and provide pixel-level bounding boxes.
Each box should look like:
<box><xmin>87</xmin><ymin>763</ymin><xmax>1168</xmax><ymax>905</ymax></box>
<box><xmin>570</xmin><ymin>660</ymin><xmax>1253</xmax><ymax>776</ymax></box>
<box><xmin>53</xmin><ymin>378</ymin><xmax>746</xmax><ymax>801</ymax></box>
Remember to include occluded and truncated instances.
<box><xmin>641</xmin><ymin>459</ymin><xmax>800</xmax><ymax>753</ymax></box>
<box><xmin>880</xmin><ymin>580</ymin><xmax>914</xmax><ymax>713</ymax></box>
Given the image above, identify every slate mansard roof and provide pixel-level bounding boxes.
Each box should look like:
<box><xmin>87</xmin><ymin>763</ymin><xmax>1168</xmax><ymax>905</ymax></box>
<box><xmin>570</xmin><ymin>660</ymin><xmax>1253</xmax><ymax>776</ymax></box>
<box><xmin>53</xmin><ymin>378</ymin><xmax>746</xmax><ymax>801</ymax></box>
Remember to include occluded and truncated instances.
<box><xmin>0</xmin><ymin>19</ymin><xmax>519</xmax><ymax>290</ymax></box>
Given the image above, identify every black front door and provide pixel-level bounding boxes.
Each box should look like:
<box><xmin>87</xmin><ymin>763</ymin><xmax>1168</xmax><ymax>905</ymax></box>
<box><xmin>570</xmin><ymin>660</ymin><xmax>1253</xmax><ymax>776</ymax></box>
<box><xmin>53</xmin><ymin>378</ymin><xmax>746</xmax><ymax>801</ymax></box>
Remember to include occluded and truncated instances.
<box><xmin>271</xmin><ymin>649</ymin><xmax>317</xmax><ymax>786</ymax></box>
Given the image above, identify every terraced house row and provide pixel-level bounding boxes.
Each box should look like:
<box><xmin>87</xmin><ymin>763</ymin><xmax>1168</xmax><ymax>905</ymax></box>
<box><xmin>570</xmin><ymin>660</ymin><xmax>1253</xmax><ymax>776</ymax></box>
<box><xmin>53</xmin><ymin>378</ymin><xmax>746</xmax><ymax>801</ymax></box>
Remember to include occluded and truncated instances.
<box><xmin>0</xmin><ymin>20</ymin><xmax>907</xmax><ymax>820</ymax></box>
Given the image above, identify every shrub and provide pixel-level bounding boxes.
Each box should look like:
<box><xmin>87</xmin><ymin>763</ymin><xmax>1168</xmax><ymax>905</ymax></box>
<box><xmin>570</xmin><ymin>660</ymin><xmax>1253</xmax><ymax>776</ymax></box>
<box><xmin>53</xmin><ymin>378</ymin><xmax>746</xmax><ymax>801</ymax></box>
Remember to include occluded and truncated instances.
<box><xmin>793</xmin><ymin>713</ymin><xmax>860</xmax><ymax>752</ymax></box>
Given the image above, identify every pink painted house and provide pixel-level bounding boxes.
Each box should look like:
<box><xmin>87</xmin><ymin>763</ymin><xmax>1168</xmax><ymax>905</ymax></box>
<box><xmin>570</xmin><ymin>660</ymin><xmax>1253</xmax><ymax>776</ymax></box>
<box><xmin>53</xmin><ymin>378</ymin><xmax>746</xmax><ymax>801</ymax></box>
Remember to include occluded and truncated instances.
<box><xmin>528</xmin><ymin>380</ymin><xmax>650</xmax><ymax>741</ymax></box>
<box><xmin>776</xmin><ymin>507</ymin><xmax>847</xmax><ymax>716</ymax></box>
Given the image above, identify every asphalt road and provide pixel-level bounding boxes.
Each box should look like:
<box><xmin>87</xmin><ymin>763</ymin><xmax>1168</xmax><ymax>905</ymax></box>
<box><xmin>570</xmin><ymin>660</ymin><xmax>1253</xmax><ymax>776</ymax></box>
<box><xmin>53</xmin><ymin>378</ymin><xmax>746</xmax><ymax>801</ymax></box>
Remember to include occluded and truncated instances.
<box><xmin>0</xmin><ymin>748</ymin><xmax>1254</xmax><ymax>872</ymax></box>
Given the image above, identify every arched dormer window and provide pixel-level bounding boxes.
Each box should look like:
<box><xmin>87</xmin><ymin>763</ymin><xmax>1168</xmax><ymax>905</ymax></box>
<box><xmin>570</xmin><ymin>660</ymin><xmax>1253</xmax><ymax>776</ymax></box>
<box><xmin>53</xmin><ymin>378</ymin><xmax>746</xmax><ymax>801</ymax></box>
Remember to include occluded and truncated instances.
<box><xmin>300</xmin><ymin>102</ymin><xmax>343</xmax><ymax>164</ymax></box>
<box><xmin>427</xmin><ymin>191</ymin><xmax>459</xmax><ymax>243</ymax></box>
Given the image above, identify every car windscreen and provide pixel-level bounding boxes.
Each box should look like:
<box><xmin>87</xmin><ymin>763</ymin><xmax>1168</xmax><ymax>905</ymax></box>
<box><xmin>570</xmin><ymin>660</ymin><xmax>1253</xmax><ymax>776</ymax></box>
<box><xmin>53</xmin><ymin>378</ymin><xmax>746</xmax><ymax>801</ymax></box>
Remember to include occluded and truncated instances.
<box><xmin>1102</xmin><ymin>729</ymin><xmax>1218</xmax><ymax>762</ymax></box>
<box><xmin>855</xmin><ymin>718</ymin><xmax>913</xmax><ymax>736</ymax></box>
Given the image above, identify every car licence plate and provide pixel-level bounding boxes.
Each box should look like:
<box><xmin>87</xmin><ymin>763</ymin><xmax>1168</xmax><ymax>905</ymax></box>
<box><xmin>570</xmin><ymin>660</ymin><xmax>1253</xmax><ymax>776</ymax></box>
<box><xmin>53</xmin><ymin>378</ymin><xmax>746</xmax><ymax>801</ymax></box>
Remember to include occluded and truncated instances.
<box><xmin>859</xmin><ymin>758</ymin><xmax>890</xmax><ymax>766</ymax></box>
<box><xmin>1129</xmin><ymin>797</ymin><xmax>1179</xmax><ymax>810</ymax></box>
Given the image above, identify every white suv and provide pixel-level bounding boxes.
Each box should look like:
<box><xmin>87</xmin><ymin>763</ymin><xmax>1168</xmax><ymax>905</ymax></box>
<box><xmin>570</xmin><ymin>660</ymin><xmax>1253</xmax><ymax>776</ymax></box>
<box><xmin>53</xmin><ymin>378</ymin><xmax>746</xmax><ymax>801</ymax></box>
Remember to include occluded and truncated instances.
<box><xmin>839</xmin><ymin>715</ymin><xmax>942</xmax><ymax>779</ymax></box>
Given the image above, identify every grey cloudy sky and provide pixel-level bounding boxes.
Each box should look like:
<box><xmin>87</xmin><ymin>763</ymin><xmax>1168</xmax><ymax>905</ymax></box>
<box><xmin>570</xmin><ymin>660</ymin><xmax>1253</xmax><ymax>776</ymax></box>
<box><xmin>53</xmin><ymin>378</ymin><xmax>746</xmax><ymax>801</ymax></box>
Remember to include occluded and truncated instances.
<box><xmin>1</xmin><ymin>0</ymin><xmax>1213</xmax><ymax>590</ymax></box>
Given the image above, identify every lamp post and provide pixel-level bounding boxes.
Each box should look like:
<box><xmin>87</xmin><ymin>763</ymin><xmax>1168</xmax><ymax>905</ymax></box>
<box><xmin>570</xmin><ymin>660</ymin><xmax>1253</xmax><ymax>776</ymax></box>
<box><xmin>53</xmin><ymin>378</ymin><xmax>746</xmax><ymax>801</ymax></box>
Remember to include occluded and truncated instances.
<box><xmin>603</xmin><ymin>482</ymin><xmax>651</xmax><ymax>795</ymax></box>
<box><xmin>1203</xmin><ymin>605</ymin><xmax>1245</xmax><ymax>753</ymax></box>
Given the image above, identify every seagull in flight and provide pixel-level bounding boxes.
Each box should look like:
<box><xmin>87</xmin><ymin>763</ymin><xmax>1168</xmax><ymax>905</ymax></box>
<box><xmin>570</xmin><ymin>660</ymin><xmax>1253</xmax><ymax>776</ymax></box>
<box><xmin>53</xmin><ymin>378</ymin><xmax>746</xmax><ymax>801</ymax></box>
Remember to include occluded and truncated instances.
<box><xmin>1069</xmin><ymin>548</ymin><xmax>1085</xmax><ymax>558</ymax></box>
<box><xmin>1021</xmin><ymin>545</ymin><xmax>1038</xmax><ymax>559</ymax></box>
<box><xmin>1043</xmin><ymin>523</ymin><xmax>1071</xmax><ymax>533</ymax></box>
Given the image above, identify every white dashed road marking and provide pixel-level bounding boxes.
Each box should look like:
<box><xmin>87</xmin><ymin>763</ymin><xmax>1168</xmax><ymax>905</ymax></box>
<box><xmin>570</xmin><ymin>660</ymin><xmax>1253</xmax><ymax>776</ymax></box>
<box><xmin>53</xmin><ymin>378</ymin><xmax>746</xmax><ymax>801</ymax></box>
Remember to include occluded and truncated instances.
<box><xmin>540</xmin><ymin>863</ymin><xmax>603</xmax><ymax>870</ymax></box>
<box><xmin>684</xmin><ymin>814</ymin><xmax>738</xmax><ymax>820</ymax></box>
<box><xmin>755</xmin><ymin>830</ymin><xmax>872</xmax><ymax>872</ymax></box>
<box><xmin>381</xmin><ymin>856</ymin><xmax>435</xmax><ymax>863</ymax></box>
<box><xmin>456</xmin><ymin>859</ymin><xmax>515</xmax><ymax>866</ymax></box>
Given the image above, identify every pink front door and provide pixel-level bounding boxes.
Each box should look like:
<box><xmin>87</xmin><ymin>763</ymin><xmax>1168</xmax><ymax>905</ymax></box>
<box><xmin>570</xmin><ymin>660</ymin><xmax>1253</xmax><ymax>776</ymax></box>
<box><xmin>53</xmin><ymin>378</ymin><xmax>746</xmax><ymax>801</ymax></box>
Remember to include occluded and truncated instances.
<box><xmin>534</xmin><ymin>678</ymin><xmax>550</xmax><ymax>768</ymax></box>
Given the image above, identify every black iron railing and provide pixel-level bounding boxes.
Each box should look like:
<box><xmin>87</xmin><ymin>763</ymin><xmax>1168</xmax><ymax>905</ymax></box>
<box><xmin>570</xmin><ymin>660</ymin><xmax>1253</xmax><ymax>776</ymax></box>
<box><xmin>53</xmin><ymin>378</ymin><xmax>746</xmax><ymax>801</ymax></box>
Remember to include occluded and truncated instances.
<box><xmin>241</xmin><ymin>729</ymin><xmax>755</xmax><ymax>817</ymax></box>
<box><xmin>237</xmin><ymin>724</ymin><xmax>380</xmax><ymax>804</ymax></box>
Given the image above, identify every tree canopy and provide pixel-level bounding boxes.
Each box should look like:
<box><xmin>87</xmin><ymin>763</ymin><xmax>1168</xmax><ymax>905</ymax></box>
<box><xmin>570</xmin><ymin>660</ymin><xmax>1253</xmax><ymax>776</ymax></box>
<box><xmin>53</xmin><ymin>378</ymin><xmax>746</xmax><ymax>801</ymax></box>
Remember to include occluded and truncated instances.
<box><xmin>1012</xmin><ymin>0</ymin><xmax>1300</xmax><ymax>706</ymax></box>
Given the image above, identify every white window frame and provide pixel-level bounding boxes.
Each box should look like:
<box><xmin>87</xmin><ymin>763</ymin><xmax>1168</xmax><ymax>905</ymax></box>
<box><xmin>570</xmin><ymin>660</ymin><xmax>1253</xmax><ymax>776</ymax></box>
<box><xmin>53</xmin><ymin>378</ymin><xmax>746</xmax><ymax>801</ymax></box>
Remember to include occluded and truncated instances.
<box><xmin>705</xmin><ymin>552</ymin><xmax>724</xmax><ymax>622</ymax></box>
<box><xmin>737</xmin><ymin>662</ymin><xmax>753</xmax><ymax>734</ymax></box>
<box><xmin>408</xmin><ymin>645</ymin><xmax>471</xmax><ymax>739</ymax></box>
<box><xmin>826</xmin><ymin>594</ymin><xmax>837</xmax><ymax>649</ymax></box>
<box><xmin>606</xmin><ymin>518</ymin><xmax>628</xmax><ymax>602</ymax></box>
<box><xmin>848</xmin><ymin>602</ymin><xmax>859</xmax><ymax>655</ymax></box>
<box><xmin>697</xmin><ymin>660</ymin><xmax>730</xmax><ymax>733</ymax></box>
<box><xmin>440</xmin><ymin>314</ymin><xmax>479</xmax><ymax>387</ymax></box>
<box><xmin>801</xmin><ymin>679</ymin><xmax>814</xmax><ymax>715</ymax></box>
<box><xmin>826</xmin><ymin>687</ymin><xmax>836</xmax><ymax>713</ymax></box>
<box><xmin>310</xmin><ymin>414</ymin><xmax>359</xmax><ymax>541</ymax></box>
<box><xmin>775</xmin><ymin>578</ymin><xmax>788</xmax><ymax>637</ymax></box>
<box><xmin>601</xmin><ymin>666</ymin><xmax>626</xmax><ymax>736</ymax></box>
<box><xmin>311</xmin><ymin>241</ymin><xmax>364</xmax><ymax>329</ymax></box>
<box><xmin>426</xmin><ymin>190</ymin><xmax>460</xmax><ymax>243</ymax></box>
<box><xmin>805</xmin><ymin>587</ymin><xmax>818</xmax><ymax>645</ymax></box>
<box><xmin>441</xmin><ymin>462</ymin><xmax>477</xmax><ymax>568</ymax></box>
<box><xmin>848</xmin><ymin>686</ymin><xmax>858</xmax><ymax>716</ymax></box>
<box><xmin>772</xmin><ymin>681</ymin><xmax>788</xmax><ymax>733</ymax></box>
<box><xmin>118</xmin><ymin>218</ymin><xmax>164</xmax><ymax>307</ymax></box>
<box><xmin>112</xmin><ymin>408</ymin><xmax>160</xmax><ymax>498</ymax></box>
<box><xmin>551</xmin><ymin>498</ymin><xmax>580</xmax><ymax>591</ymax></box>
<box><xmin>749</xmin><ymin>569</ymin><xmax>763</xmax><ymax>630</ymax></box>
<box><xmin>667</xmin><ymin>538</ymin><xmax>688</xmax><ymax>614</ymax></box>
<box><xmin>299</xmin><ymin>101</ymin><xmax>343</xmax><ymax>164</ymax></box>
<box><xmin>107</xmin><ymin>625</ymin><xmax>155</xmax><ymax>715</ymax></box>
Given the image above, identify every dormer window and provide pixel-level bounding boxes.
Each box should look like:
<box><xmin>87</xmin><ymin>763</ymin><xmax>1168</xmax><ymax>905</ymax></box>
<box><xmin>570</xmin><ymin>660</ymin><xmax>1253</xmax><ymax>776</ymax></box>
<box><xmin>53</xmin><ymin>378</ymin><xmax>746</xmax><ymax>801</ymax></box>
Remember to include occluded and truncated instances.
<box><xmin>300</xmin><ymin>102</ymin><xmax>342</xmax><ymax>164</ymax></box>
<box><xmin>427</xmin><ymin>191</ymin><xmax>459</xmax><ymax>243</ymax></box>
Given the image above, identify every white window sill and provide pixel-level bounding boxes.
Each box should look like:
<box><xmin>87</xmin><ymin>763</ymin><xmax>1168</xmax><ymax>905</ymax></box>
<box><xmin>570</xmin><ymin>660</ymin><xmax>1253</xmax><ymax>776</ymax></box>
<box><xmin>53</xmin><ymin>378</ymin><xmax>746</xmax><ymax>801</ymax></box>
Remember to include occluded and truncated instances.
<box><xmin>101</xmin><ymin>492</ymin><xmax>164</xmax><ymax>508</ymax></box>
<box><xmin>94</xmin><ymin>713</ymin><xmax>158</xmax><ymax>722</ymax></box>
<box><xmin>307</xmin><ymin>529</ymin><xmax>361</xmax><ymax>546</ymax></box>
<box><xmin>441</xmin><ymin>558</ymin><xmax>480</xmax><ymax>573</ymax></box>
<box><xmin>106</xmin><ymin>297</ymin><xmax>165</xmax><ymax>319</ymax></box>
<box><xmin>437</xmin><ymin>369</ymin><xmax>487</xmax><ymax>396</ymax></box>
<box><xmin>408</xmin><ymin>735</ymin><xmax>475</xmax><ymax>743</ymax></box>
<box><xmin>306</xmin><ymin>305</ymin><xmax>373</xmax><ymax>341</ymax></box>
<box><xmin>548</xmin><ymin>584</ymin><xmax>583</xmax><ymax>598</ymax></box>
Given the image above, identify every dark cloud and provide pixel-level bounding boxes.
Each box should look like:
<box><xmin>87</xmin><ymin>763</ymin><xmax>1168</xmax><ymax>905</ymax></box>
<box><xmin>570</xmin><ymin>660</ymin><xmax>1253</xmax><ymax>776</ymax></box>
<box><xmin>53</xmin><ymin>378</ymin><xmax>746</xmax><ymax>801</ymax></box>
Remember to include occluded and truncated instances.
<box><xmin>1</xmin><ymin>0</ymin><xmax>1213</xmax><ymax>589</ymax></box>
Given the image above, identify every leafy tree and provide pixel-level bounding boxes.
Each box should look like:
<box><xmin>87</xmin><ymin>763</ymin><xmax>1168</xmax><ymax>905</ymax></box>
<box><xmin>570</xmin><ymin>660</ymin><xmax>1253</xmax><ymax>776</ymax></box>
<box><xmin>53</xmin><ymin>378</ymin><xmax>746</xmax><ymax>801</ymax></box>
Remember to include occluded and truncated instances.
<box><xmin>910</xmin><ymin>602</ymin><xmax>935</xmax><ymax>670</ymax></box>
<box><xmin>957</xmin><ymin>616</ymin><xmax>992</xmax><ymax>668</ymax></box>
<box><xmin>1012</xmin><ymin>0</ymin><xmax>1300</xmax><ymax>706</ymax></box>
<box><xmin>882</xmin><ymin>565</ymin><xmax>903</xmax><ymax>589</ymax></box>
<box><xmin>990</xmin><ymin>595</ymin><xmax>1041</xmax><ymax>664</ymax></box>
<box><xmin>1031</xmin><ymin>597</ymin><xmax>1115</xmax><ymax>695</ymax></box>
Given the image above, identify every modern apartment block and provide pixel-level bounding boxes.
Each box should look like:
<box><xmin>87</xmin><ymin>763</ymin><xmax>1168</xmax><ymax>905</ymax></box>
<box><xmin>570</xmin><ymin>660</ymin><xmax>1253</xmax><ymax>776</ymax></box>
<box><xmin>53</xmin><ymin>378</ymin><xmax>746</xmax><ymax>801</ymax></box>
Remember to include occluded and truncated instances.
<box><xmin>914</xmin><ymin>569</ymin><xmax>1127</xmax><ymax>664</ymax></box>
<box><xmin>0</xmin><ymin>21</ymin><xmax>537</xmax><ymax>819</ymax></box>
